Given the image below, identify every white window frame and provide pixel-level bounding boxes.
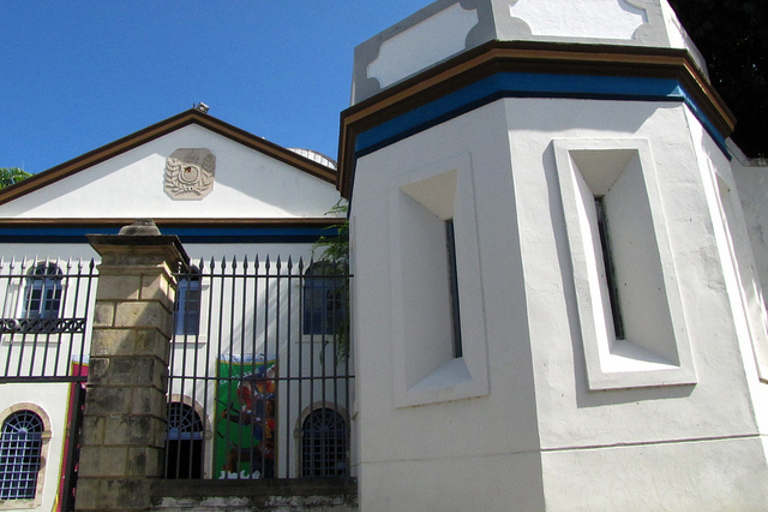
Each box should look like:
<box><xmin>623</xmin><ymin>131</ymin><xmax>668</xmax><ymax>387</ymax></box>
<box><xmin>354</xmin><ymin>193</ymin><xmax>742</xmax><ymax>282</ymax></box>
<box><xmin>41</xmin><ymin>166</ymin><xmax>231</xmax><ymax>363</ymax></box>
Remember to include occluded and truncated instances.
<box><xmin>389</xmin><ymin>152</ymin><xmax>489</xmax><ymax>407</ymax></box>
<box><xmin>172</xmin><ymin>269</ymin><xmax>209</xmax><ymax>346</ymax></box>
<box><xmin>2</xmin><ymin>262</ymin><xmax>67</xmax><ymax>345</ymax></box>
<box><xmin>554</xmin><ymin>138</ymin><xmax>696</xmax><ymax>390</ymax></box>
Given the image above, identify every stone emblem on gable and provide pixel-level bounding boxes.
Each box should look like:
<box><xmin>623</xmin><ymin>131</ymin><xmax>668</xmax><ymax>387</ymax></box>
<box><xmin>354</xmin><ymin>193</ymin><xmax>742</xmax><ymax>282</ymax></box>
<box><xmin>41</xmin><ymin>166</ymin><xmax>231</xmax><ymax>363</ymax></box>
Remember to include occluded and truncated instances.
<box><xmin>164</xmin><ymin>148</ymin><xmax>216</xmax><ymax>199</ymax></box>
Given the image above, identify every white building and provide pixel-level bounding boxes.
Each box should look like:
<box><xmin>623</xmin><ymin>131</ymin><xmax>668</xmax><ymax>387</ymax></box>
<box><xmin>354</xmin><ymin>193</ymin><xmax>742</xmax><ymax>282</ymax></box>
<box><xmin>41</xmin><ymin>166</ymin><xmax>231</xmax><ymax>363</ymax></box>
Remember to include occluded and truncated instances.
<box><xmin>340</xmin><ymin>0</ymin><xmax>768</xmax><ymax>510</ymax></box>
<box><xmin>0</xmin><ymin>109</ymin><xmax>350</xmax><ymax>510</ymax></box>
<box><xmin>2</xmin><ymin>0</ymin><xmax>768</xmax><ymax>510</ymax></box>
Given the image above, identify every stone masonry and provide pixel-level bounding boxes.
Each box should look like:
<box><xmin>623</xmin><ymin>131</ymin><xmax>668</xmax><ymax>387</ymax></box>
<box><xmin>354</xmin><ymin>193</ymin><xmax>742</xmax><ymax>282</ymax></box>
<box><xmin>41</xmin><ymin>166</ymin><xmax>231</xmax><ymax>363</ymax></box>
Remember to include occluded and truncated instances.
<box><xmin>75</xmin><ymin>220</ymin><xmax>188</xmax><ymax>512</ymax></box>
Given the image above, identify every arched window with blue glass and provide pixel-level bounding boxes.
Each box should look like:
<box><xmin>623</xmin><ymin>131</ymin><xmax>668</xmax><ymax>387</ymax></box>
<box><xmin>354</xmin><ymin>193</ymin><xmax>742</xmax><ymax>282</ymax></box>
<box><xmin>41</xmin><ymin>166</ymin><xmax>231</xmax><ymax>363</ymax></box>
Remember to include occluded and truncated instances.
<box><xmin>164</xmin><ymin>402</ymin><xmax>204</xmax><ymax>479</ymax></box>
<box><xmin>174</xmin><ymin>266</ymin><xmax>202</xmax><ymax>337</ymax></box>
<box><xmin>0</xmin><ymin>410</ymin><xmax>44</xmax><ymax>500</ymax></box>
<box><xmin>23</xmin><ymin>262</ymin><xmax>62</xmax><ymax>320</ymax></box>
<box><xmin>303</xmin><ymin>262</ymin><xmax>346</xmax><ymax>336</ymax></box>
<box><xmin>301</xmin><ymin>407</ymin><xmax>347</xmax><ymax>477</ymax></box>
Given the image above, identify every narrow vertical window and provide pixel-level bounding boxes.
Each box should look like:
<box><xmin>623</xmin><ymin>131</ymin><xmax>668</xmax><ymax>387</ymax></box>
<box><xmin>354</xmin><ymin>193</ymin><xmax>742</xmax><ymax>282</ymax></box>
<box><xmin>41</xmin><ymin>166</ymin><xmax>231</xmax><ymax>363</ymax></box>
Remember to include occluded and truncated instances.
<box><xmin>594</xmin><ymin>197</ymin><xmax>624</xmax><ymax>340</ymax></box>
<box><xmin>445</xmin><ymin>219</ymin><xmax>463</xmax><ymax>358</ymax></box>
<box><xmin>0</xmin><ymin>410</ymin><xmax>43</xmax><ymax>500</ymax></box>
<box><xmin>174</xmin><ymin>267</ymin><xmax>201</xmax><ymax>336</ymax></box>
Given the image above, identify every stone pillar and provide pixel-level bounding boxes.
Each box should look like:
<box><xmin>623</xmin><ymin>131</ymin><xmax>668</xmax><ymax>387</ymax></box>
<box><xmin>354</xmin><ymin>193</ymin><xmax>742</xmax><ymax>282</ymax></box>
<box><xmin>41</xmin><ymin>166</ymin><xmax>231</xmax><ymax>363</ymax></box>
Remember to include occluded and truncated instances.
<box><xmin>76</xmin><ymin>220</ymin><xmax>188</xmax><ymax>512</ymax></box>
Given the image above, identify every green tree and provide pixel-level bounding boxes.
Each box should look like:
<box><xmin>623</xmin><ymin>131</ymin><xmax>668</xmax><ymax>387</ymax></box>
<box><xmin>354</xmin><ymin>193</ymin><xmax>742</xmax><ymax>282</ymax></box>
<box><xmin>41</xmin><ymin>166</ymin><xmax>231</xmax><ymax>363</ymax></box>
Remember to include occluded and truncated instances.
<box><xmin>668</xmin><ymin>0</ymin><xmax>768</xmax><ymax>157</ymax></box>
<box><xmin>312</xmin><ymin>201</ymin><xmax>350</xmax><ymax>361</ymax></box>
<box><xmin>0</xmin><ymin>168</ymin><xmax>32</xmax><ymax>189</ymax></box>
<box><xmin>312</xmin><ymin>201</ymin><xmax>349</xmax><ymax>269</ymax></box>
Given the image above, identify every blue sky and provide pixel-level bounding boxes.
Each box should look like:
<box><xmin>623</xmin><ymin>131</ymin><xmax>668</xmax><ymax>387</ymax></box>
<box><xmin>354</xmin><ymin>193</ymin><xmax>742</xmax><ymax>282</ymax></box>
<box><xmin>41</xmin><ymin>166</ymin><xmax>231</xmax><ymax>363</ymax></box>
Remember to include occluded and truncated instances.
<box><xmin>1</xmin><ymin>1</ymin><xmax>429</xmax><ymax>174</ymax></box>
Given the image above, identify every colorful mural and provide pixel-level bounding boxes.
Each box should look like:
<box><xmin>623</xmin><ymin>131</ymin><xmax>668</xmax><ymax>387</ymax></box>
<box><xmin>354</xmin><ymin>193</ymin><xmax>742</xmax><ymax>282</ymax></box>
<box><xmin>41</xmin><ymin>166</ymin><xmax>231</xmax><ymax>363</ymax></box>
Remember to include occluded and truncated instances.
<box><xmin>215</xmin><ymin>355</ymin><xmax>277</xmax><ymax>479</ymax></box>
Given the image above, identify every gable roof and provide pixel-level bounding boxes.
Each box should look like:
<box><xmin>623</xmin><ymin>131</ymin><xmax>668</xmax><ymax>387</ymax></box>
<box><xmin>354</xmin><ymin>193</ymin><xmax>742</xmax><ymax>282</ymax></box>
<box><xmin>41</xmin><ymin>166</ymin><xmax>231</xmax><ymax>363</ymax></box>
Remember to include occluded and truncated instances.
<box><xmin>0</xmin><ymin>109</ymin><xmax>338</xmax><ymax>206</ymax></box>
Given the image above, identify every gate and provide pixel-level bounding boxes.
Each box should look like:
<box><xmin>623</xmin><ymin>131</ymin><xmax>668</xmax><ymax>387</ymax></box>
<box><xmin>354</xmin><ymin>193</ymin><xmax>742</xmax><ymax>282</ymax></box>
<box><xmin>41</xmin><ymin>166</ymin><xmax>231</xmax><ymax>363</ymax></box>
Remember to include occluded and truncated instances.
<box><xmin>166</xmin><ymin>256</ymin><xmax>353</xmax><ymax>481</ymax></box>
<box><xmin>0</xmin><ymin>257</ymin><xmax>97</xmax><ymax>511</ymax></box>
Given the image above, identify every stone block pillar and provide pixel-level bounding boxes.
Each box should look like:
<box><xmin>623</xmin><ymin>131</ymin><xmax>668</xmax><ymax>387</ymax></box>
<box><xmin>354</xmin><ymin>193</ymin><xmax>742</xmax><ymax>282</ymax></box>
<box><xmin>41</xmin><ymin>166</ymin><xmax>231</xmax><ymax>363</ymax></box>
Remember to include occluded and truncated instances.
<box><xmin>76</xmin><ymin>220</ymin><xmax>188</xmax><ymax>512</ymax></box>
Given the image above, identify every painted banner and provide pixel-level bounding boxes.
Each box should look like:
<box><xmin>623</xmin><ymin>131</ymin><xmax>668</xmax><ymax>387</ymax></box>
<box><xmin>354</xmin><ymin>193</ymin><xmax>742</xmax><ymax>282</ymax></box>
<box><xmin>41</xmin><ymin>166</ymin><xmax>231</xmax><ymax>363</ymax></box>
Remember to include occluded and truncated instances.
<box><xmin>215</xmin><ymin>354</ymin><xmax>277</xmax><ymax>479</ymax></box>
<box><xmin>56</xmin><ymin>359</ymin><xmax>88</xmax><ymax>512</ymax></box>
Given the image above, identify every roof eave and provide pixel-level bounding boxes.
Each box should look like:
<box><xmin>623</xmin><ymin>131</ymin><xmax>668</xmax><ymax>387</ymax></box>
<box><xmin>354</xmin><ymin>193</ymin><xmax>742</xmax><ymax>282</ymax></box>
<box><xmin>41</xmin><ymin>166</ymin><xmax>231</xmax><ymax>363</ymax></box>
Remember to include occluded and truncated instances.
<box><xmin>0</xmin><ymin>109</ymin><xmax>338</xmax><ymax>206</ymax></box>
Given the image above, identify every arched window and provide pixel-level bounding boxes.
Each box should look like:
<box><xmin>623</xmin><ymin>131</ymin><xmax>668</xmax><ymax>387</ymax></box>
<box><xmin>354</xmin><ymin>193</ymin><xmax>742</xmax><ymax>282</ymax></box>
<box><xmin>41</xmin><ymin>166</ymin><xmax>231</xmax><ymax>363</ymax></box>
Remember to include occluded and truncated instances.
<box><xmin>23</xmin><ymin>263</ymin><xmax>62</xmax><ymax>320</ymax></box>
<box><xmin>0</xmin><ymin>410</ymin><xmax>44</xmax><ymax>500</ymax></box>
<box><xmin>174</xmin><ymin>267</ymin><xmax>201</xmax><ymax>336</ymax></box>
<box><xmin>165</xmin><ymin>402</ymin><xmax>204</xmax><ymax>479</ymax></box>
<box><xmin>303</xmin><ymin>262</ymin><xmax>346</xmax><ymax>335</ymax></box>
<box><xmin>301</xmin><ymin>408</ymin><xmax>347</xmax><ymax>477</ymax></box>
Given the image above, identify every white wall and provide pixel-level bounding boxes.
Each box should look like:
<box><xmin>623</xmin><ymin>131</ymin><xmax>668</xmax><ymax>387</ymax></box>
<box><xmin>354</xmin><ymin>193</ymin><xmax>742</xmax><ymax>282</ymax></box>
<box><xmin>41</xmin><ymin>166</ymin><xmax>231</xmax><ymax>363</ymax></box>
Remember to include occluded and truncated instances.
<box><xmin>351</xmin><ymin>96</ymin><xmax>768</xmax><ymax>511</ymax></box>
<box><xmin>509</xmin><ymin>98</ymin><xmax>768</xmax><ymax>510</ymax></box>
<box><xmin>0</xmin><ymin>384</ymin><xmax>72</xmax><ymax>512</ymax></box>
<box><xmin>731</xmin><ymin>155</ymin><xmax>768</xmax><ymax>303</ymax></box>
<box><xmin>0</xmin><ymin>124</ymin><xmax>341</xmax><ymax>220</ymax></box>
<box><xmin>351</xmin><ymin>0</ymin><xmax>707</xmax><ymax>104</ymax></box>
<box><xmin>352</xmin><ymin>100</ymin><xmax>543</xmax><ymax>512</ymax></box>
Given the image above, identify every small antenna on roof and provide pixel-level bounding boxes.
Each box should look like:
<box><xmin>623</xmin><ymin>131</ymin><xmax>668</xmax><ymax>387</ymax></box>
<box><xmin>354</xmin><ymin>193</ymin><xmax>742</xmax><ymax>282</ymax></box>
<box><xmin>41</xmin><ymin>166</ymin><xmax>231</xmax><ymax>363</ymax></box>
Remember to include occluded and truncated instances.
<box><xmin>194</xmin><ymin>102</ymin><xmax>210</xmax><ymax>114</ymax></box>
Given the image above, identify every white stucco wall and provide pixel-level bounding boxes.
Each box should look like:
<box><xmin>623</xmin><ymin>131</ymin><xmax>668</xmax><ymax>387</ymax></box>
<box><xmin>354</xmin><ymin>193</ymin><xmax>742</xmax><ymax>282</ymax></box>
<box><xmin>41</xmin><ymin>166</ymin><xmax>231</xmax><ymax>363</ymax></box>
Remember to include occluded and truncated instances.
<box><xmin>352</xmin><ymin>100</ymin><xmax>544</xmax><ymax>511</ymax></box>
<box><xmin>0</xmin><ymin>383</ymin><xmax>71</xmax><ymax>512</ymax></box>
<box><xmin>351</xmin><ymin>97</ymin><xmax>768</xmax><ymax>511</ymax></box>
<box><xmin>731</xmin><ymin>155</ymin><xmax>768</xmax><ymax>302</ymax></box>
<box><xmin>510</xmin><ymin>99</ymin><xmax>768</xmax><ymax>510</ymax></box>
<box><xmin>0</xmin><ymin>124</ymin><xmax>341</xmax><ymax>220</ymax></box>
<box><xmin>352</xmin><ymin>0</ymin><xmax>707</xmax><ymax>104</ymax></box>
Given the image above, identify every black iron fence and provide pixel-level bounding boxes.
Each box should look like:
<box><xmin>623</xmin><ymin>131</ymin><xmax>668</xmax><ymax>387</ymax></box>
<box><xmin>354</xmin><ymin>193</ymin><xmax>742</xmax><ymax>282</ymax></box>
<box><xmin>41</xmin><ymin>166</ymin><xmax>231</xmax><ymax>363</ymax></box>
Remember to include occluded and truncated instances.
<box><xmin>166</xmin><ymin>256</ymin><xmax>353</xmax><ymax>481</ymax></box>
<box><xmin>0</xmin><ymin>254</ymin><xmax>353</xmax><ymax>483</ymax></box>
<box><xmin>0</xmin><ymin>257</ymin><xmax>95</xmax><ymax>512</ymax></box>
<box><xmin>0</xmin><ymin>258</ymin><xmax>96</xmax><ymax>383</ymax></box>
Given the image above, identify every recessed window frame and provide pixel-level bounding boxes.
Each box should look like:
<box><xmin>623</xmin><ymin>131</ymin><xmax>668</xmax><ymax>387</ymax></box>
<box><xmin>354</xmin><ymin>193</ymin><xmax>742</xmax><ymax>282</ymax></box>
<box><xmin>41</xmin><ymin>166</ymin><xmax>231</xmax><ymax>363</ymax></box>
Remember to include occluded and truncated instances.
<box><xmin>554</xmin><ymin>138</ymin><xmax>696</xmax><ymax>390</ymax></box>
<box><xmin>389</xmin><ymin>152</ymin><xmax>489</xmax><ymax>407</ymax></box>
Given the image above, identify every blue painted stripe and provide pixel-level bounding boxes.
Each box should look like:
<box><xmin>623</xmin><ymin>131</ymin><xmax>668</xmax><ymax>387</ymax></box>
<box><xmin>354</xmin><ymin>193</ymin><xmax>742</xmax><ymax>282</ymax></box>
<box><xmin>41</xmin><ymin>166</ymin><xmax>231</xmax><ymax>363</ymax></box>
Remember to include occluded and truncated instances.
<box><xmin>0</xmin><ymin>226</ymin><xmax>337</xmax><ymax>244</ymax></box>
<box><xmin>355</xmin><ymin>72</ymin><xmax>729</xmax><ymax>156</ymax></box>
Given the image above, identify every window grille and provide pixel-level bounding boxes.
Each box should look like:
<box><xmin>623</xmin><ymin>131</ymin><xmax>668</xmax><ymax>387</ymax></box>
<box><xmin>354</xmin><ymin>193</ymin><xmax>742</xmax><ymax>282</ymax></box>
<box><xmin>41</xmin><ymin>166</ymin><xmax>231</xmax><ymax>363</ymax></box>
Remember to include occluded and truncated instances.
<box><xmin>0</xmin><ymin>410</ymin><xmax>44</xmax><ymax>500</ymax></box>
<box><xmin>165</xmin><ymin>402</ymin><xmax>204</xmax><ymax>479</ymax></box>
<box><xmin>23</xmin><ymin>262</ymin><xmax>62</xmax><ymax>320</ymax></box>
<box><xmin>301</xmin><ymin>408</ymin><xmax>347</xmax><ymax>477</ymax></box>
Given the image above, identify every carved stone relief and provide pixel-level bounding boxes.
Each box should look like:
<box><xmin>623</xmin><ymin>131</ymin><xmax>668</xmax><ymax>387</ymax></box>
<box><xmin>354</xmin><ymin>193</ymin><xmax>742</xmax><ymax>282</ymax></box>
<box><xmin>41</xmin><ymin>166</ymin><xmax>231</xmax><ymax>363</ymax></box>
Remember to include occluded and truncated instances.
<box><xmin>164</xmin><ymin>148</ymin><xmax>216</xmax><ymax>200</ymax></box>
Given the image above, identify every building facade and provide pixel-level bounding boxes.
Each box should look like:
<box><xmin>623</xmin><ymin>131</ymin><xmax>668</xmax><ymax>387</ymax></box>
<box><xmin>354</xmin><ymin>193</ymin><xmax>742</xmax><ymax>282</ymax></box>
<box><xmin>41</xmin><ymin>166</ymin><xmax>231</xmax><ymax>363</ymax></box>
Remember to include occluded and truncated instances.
<box><xmin>0</xmin><ymin>110</ymin><xmax>351</xmax><ymax>511</ymax></box>
<box><xmin>2</xmin><ymin>0</ymin><xmax>768</xmax><ymax>510</ymax></box>
<box><xmin>340</xmin><ymin>0</ymin><xmax>768</xmax><ymax>510</ymax></box>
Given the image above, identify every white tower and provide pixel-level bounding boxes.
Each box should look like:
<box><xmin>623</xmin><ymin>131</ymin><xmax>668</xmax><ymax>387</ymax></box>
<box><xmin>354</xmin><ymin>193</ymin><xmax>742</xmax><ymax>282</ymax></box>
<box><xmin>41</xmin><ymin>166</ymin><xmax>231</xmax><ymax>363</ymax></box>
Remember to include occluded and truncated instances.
<box><xmin>338</xmin><ymin>0</ymin><xmax>768</xmax><ymax>510</ymax></box>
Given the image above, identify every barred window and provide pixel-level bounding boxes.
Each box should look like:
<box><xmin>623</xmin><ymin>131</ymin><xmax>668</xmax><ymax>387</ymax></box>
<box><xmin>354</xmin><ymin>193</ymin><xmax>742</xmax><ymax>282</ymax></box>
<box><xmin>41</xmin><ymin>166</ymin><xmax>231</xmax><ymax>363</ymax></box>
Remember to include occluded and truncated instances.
<box><xmin>0</xmin><ymin>410</ymin><xmax>44</xmax><ymax>500</ymax></box>
<box><xmin>165</xmin><ymin>402</ymin><xmax>204</xmax><ymax>479</ymax></box>
<box><xmin>23</xmin><ymin>263</ymin><xmax>62</xmax><ymax>320</ymax></box>
<box><xmin>301</xmin><ymin>408</ymin><xmax>347</xmax><ymax>477</ymax></box>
